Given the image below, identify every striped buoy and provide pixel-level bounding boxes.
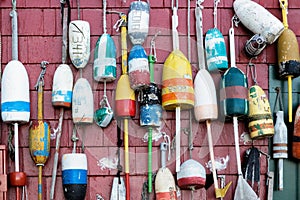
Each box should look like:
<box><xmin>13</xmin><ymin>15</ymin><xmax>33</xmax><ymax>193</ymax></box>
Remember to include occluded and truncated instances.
<box><xmin>128</xmin><ymin>0</ymin><xmax>150</xmax><ymax>45</ymax></box>
<box><xmin>52</xmin><ymin>64</ymin><xmax>74</xmax><ymax>108</ymax></box>
<box><xmin>248</xmin><ymin>85</ymin><xmax>274</xmax><ymax>139</ymax></box>
<box><xmin>72</xmin><ymin>78</ymin><xmax>94</xmax><ymax>124</ymax></box>
<box><xmin>140</xmin><ymin>83</ymin><xmax>162</xmax><ymax>127</ymax></box>
<box><xmin>220</xmin><ymin>67</ymin><xmax>248</xmax><ymax>117</ymax></box>
<box><xmin>128</xmin><ymin>45</ymin><xmax>150</xmax><ymax>90</ymax></box>
<box><xmin>205</xmin><ymin>28</ymin><xmax>228</xmax><ymax>71</ymax></box>
<box><xmin>1</xmin><ymin>60</ymin><xmax>30</xmax><ymax>123</ymax></box>
<box><xmin>177</xmin><ymin>159</ymin><xmax>206</xmax><ymax>190</ymax></box>
<box><xmin>115</xmin><ymin>74</ymin><xmax>136</xmax><ymax>118</ymax></box>
<box><xmin>69</xmin><ymin>20</ymin><xmax>90</xmax><ymax>69</ymax></box>
<box><xmin>162</xmin><ymin>50</ymin><xmax>194</xmax><ymax>111</ymax></box>
<box><xmin>62</xmin><ymin>153</ymin><xmax>87</xmax><ymax>200</ymax></box>
<box><xmin>233</xmin><ymin>0</ymin><xmax>284</xmax><ymax>44</ymax></box>
<box><xmin>155</xmin><ymin>168</ymin><xmax>177</xmax><ymax>199</ymax></box>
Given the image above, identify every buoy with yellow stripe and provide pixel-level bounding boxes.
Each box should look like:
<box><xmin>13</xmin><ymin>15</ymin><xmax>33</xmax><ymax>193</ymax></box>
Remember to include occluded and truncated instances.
<box><xmin>247</xmin><ymin>63</ymin><xmax>274</xmax><ymax>139</ymax></box>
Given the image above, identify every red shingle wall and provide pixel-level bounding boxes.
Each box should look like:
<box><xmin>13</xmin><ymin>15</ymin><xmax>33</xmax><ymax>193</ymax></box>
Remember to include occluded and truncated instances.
<box><xmin>0</xmin><ymin>0</ymin><xmax>299</xmax><ymax>199</ymax></box>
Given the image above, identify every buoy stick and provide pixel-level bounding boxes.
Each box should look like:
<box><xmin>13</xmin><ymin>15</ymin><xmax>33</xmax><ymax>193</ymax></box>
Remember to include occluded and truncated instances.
<box><xmin>124</xmin><ymin>118</ymin><xmax>130</xmax><ymax>200</ymax></box>
<box><xmin>14</xmin><ymin>123</ymin><xmax>19</xmax><ymax>172</ymax></box>
<box><xmin>38</xmin><ymin>165</ymin><xmax>42</xmax><ymax>200</ymax></box>
<box><xmin>148</xmin><ymin>127</ymin><xmax>153</xmax><ymax>193</ymax></box>
<box><xmin>288</xmin><ymin>76</ymin><xmax>292</xmax><ymax>122</ymax></box>
<box><xmin>176</xmin><ymin>107</ymin><xmax>181</xmax><ymax>172</ymax></box>
<box><xmin>50</xmin><ymin>108</ymin><xmax>64</xmax><ymax>200</ymax></box>
<box><xmin>278</xmin><ymin>159</ymin><xmax>283</xmax><ymax>190</ymax></box>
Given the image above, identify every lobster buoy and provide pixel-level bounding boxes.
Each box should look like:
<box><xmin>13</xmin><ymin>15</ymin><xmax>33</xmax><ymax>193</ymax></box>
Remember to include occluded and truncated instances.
<box><xmin>293</xmin><ymin>106</ymin><xmax>300</xmax><ymax>159</ymax></box>
<box><xmin>128</xmin><ymin>45</ymin><xmax>150</xmax><ymax>90</ymax></box>
<box><xmin>205</xmin><ymin>28</ymin><xmax>228</xmax><ymax>71</ymax></box>
<box><xmin>140</xmin><ymin>83</ymin><xmax>162</xmax><ymax>127</ymax></box>
<box><xmin>177</xmin><ymin>159</ymin><xmax>206</xmax><ymax>190</ymax></box>
<box><xmin>220</xmin><ymin>67</ymin><xmax>249</xmax><ymax>117</ymax></box>
<box><xmin>233</xmin><ymin>0</ymin><xmax>284</xmax><ymax>45</ymax></box>
<box><xmin>52</xmin><ymin>64</ymin><xmax>74</xmax><ymax>108</ymax></box>
<box><xmin>115</xmin><ymin>74</ymin><xmax>136</xmax><ymax>118</ymax></box>
<box><xmin>1</xmin><ymin>60</ymin><xmax>30</xmax><ymax>123</ymax></box>
<box><xmin>69</xmin><ymin>20</ymin><xmax>90</xmax><ymax>69</ymax></box>
<box><xmin>128</xmin><ymin>0</ymin><xmax>150</xmax><ymax>45</ymax></box>
<box><xmin>248</xmin><ymin>85</ymin><xmax>274</xmax><ymax>139</ymax></box>
<box><xmin>62</xmin><ymin>153</ymin><xmax>87</xmax><ymax>200</ymax></box>
<box><xmin>162</xmin><ymin>50</ymin><xmax>194</xmax><ymax>110</ymax></box>
<box><xmin>93</xmin><ymin>33</ymin><xmax>117</xmax><ymax>82</ymax></box>
<box><xmin>72</xmin><ymin>78</ymin><xmax>94</xmax><ymax>124</ymax></box>
<box><xmin>273</xmin><ymin>111</ymin><xmax>288</xmax><ymax>159</ymax></box>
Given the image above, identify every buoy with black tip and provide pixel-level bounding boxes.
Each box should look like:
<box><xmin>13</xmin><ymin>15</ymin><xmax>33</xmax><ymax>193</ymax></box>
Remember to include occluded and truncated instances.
<box><xmin>233</xmin><ymin>0</ymin><xmax>284</xmax><ymax>57</ymax></box>
<box><xmin>29</xmin><ymin>61</ymin><xmax>50</xmax><ymax>200</ymax></box>
<box><xmin>69</xmin><ymin>0</ymin><xmax>90</xmax><ymax>69</ymax></box>
<box><xmin>128</xmin><ymin>44</ymin><xmax>150</xmax><ymax>91</ymax></box>
<box><xmin>127</xmin><ymin>0</ymin><xmax>150</xmax><ymax>45</ymax></box>
<box><xmin>155</xmin><ymin>142</ymin><xmax>177</xmax><ymax>200</ymax></box>
<box><xmin>277</xmin><ymin>0</ymin><xmax>300</xmax><ymax>123</ymax></box>
<box><xmin>247</xmin><ymin>62</ymin><xmax>274</xmax><ymax>139</ymax></box>
<box><xmin>50</xmin><ymin>2</ymin><xmax>73</xmax><ymax>199</ymax></box>
<box><xmin>2</xmin><ymin>1</ymin><xmax>30</xmax><ymax>199</ymax></box>
<box><xmin>205</xmin><ymin>0</ymin><xmax>228</xmax><ymax>71</ymax></box>
<box><xmin>162</xmin><ymin>0</ymin><xmax>194</xmax><ymax>173</ymax></box>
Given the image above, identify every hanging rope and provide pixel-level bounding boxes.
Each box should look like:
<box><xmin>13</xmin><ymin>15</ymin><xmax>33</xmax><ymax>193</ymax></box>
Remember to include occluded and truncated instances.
<box><xmin>213</xmin><ymin>0</ymin><xmax>220</xmax><ymax>28</ymax></box>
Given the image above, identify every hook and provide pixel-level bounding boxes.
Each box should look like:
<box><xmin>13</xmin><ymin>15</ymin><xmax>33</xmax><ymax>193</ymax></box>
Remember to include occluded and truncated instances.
<box><xmin>246</xmin><ymin>58</ymin><xmax>258</xmax><ymax>85</ymax></box>
<box><xmin>12</xmin><ymin>0</ymin><xmax>16</xmax><ymax>10</ymax></box>
<box><xmin>150</xmin><ymin>31</ymin><xmax>160</xmax><ymax>60</ymax></box>
<box><xmin>34</xmin><ymin>61</ymin><xmax>49</xmax><ymax>90</ymax></box>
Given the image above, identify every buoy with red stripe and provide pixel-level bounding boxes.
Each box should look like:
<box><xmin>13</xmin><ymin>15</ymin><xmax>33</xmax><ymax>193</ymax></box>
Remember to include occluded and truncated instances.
<box><xmin>155</xmin><ymin>142</ymin><xmax>177</xmax><ymax>200</ymax></box>
<box><xmin>128</xmin><ymin>44</ymin><xmax>150</xmax><ymax>90</ymax></box>
<box><xmin>127</xmin><ymin>0</ymin><xmax>150</xmax><ymax>45</ymax></box>
<box><xmin>62</xmin><ymin>153</ymin><xmax>87</xmax><ymax>200</ymax></box>
<box><xmin>205</xmin><ymin>0</ymin><xmax>228</xmax><ymax>71</ymax></box>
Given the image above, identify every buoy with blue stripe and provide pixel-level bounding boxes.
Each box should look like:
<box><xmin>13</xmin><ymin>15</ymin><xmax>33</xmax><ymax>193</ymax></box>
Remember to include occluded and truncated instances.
<box><xmin>52</xmin><ymin>64</ymin><xmax>73</xmax><ymax>108</ymax></box>
<box><xmin>128</xmin><ymin>0</ymin><xmax>150</xmax><ymax>45</ymax></box>
<box><xmin>128</xmin><ymin>44</ymin><xmax>150</xmax><ymax>90</ymax></box>
<box><xmin>29</xmin><ymin>61</ymin><xmax>50</xmax><ymax>200</ymax></box>
<box><xmin>93</xmin><ymin>0</ymin><xmax>116</xmax><ymax>82</ymax></box>
<box><xmin>62</xmin><ymin>153</ymin><xmax>88</xmax><ymax>200</ymax></box>
<box><xmin>205</xmin><ymin>0</ymin><xmax>228</xmax><ymax>71</ymax></box>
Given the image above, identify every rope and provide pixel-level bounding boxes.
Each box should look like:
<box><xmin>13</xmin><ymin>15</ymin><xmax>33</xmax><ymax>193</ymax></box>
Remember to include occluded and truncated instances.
<box><xmin>187</xmin><ymin>0</ymin><xmax>191</xmax><ymax>61</ymax></box>
<box><xmin>103</xmin><ymin>0</ymin><xmax>107</xmax><ymax>34</ymax></box>
<box><xmin>274</xmin><ymin>87</ymin><xmax>284</xmax><ymax>113</ymax></box>
<box><xmin>77</xmin><ymin>0</ymin><xmax>80</xmax><ymax>20</ymax></box>
<box><xmin>246</xmin><ymin>59</ymin><xmax>258</xmax><ymax>85</ymax></box>
<box><xmin>213</xmin><ymin>0</ymin><xmax>220</xmax><ymax>28</ymax></box>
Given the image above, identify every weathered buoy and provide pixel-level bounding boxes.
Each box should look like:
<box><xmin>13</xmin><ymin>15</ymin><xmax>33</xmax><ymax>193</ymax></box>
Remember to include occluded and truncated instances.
<box><xmin>52</xmin><ymin>64</ymin><xmax>74</xmax><ymax>108</ymax></box>
<box><xmin>69</xmin><ymin>20</ymin><xmax>90</xmax><ymax>69</ymax></box>
<box><xmin>1</xmin><ymin>60</ymin><xmax>30</xmax><ymax>123</ymax></box>
<box><xmin>162</xmin><ymin>50</ymin><xmax>194</xmax><ymax>111</ymax></box>
<box><xmin>127</xmin><ymin>0</ymin><xmax>150</xmax><ymax>45</ymax></box>
<box><xmin>293</xmin><ymin>106</ymin><xmax>300</xmax><ymax>159</ymax></box>
<box><xmin>62</xmin><ymin>153</ymin><xmax>87</xmax><ymax>200</ymax></box>
<box><xmin>248</xmin><ymin>85</ymin><xmax>274</xmax><ymax>139</ymax></box>
<box><xmin>177</xmin><ymin>159</ymin><xmax>206</xmax><ymax>190</ymax></box>
<box><xmin>115</xmin><ymin>74</ymin><xmax>136</xmax><ymax>118</ymax></box>
<box><xmin>233</xmin><ymin>0</ymin><xmax>284</xmax><ymax>45</ymax></box>
<box><xmin>72</xmin><ymin>78</ymin><xmax>94</xmax><ymax>124</ymax></box>
<box><xmin>128</xmin><ymin>44</ymin><xmax>150</xmax><ymax>90</ymax></box>
<box><xmin>140</xmin><ymin>83</ymin><xmax>162</xmax><ymax>127</ymax></box>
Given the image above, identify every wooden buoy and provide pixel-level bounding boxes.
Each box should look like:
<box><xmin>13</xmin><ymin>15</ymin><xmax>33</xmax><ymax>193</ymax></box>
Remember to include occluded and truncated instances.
<box><xmin>62</xmin><ymin>153</ymin><xmax>87</xmax><ymax>200</ymax></box>
<box><xmin>248</xmin><ymin>85</ymin><xmax>274</xmax><ymax>139</ymax></box>
<box><xmin>128</xmin><ymin>45</ymin><xmax>150</xmax><ymax>90</ymax></box>
<box><xmin>72</xmin><ymin>78</ymin><xmax>94</xmax><ymax>124</ymax></box>
<box><xmin>127</xmin><ymin>0</ymin><xmax>150</xmax><ymax>45</ymax></box>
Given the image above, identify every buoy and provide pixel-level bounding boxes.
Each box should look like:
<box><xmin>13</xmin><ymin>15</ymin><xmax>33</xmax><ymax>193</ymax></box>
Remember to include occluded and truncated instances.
<box><xmin>1</xmin><ymin>60</ymin><xmax>30</xmax><ymax>123</ymax></box>
<box><xmin>62</xmin><ymin>153</ymin><xmax>88</xmax><ymax>200</ymax></box>
<box><xmin>93</xmin><ymin>0</ymin><xmax>116</xmax><ymax>82</ymax></box>
<box><xmin>155</xmin><ymin>142</ymin><xmax>177</xmax><ymax>200</ymax></box>
<box><xmin>72</xmin><ymin>78</ymin><xmax>94</xmax><ymax>124</ymax></box>
<box><xmin>293</xmin><ymin>106</ymin><xmax>300</xmax><ymax>159</ymax></box>
<box><xmin>69</xmin><ymin>20</ymin><xmax>90</xmax><ymax>69</ymax></box>
<box><xmin>277</xmin><ymin>0</ymin><xmax>300</xmax><ymax>122</ymax></box>
<box><xmin>248</xmin><ymin>85</ymin><xmax>274</xmax><ymax>139</ymax></box>
<box><xmin>233</xmin><ymin>0</ymin><xmax>284</xmax><ymax>45</ymax></box>
<box><xmin>29</xmin><ymin>61</ymin><xmax>50</xmax><ymax>200</ymax></box>
<box><xmin>127</xmin><ymin>0</ymin><xmax>150</xmax><ymax>45</ymax></box>
<box><xmin>128</xmin><ymin>44</ymin><xmax>150</xmax><ymax>90</ymax></box>
<box><xmin>52</xmin><ymin>64</ymin><xmax>73</xmax><ymax>108</ymax></box>
<box><xmin>205</xmin><ymin>0</ymin><xmax>228</xmax><ymax>71</ymax></box>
